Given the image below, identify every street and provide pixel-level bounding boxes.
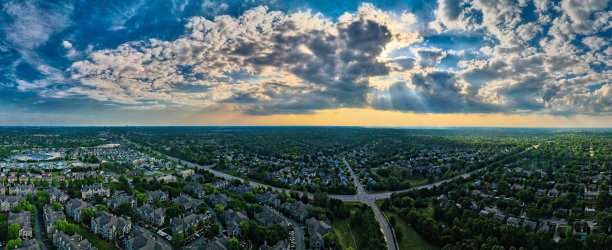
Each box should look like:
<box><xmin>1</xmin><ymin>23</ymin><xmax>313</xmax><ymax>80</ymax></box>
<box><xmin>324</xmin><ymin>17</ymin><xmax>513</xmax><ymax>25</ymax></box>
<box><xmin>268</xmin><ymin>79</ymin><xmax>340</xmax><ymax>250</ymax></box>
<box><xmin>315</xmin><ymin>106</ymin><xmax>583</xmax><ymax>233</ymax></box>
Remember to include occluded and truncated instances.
<box><xmin>126</xmin><ymin>138</ymin><xmax>537</xmax><ymax>250</ymax></box>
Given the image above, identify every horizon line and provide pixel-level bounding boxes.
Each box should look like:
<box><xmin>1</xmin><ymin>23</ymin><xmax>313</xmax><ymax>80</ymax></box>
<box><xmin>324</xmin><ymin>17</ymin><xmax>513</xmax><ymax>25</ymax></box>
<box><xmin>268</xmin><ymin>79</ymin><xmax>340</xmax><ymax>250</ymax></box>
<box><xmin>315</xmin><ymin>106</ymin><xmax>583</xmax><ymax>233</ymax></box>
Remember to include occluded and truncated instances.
<box><xmin>1</xmin><ymin>125</ymin><xmax>611</xmax><ymax>129</ymax></box>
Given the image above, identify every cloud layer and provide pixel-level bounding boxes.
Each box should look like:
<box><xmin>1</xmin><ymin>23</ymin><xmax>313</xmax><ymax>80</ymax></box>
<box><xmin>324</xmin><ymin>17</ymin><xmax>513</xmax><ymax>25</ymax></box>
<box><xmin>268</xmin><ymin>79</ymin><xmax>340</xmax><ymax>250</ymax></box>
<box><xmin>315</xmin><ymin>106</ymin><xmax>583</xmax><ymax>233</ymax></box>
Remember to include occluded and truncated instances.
<box><xmin>2</xmin><ymin>0</ymin><xmax>611</xmax><ymax>115</ymax></box>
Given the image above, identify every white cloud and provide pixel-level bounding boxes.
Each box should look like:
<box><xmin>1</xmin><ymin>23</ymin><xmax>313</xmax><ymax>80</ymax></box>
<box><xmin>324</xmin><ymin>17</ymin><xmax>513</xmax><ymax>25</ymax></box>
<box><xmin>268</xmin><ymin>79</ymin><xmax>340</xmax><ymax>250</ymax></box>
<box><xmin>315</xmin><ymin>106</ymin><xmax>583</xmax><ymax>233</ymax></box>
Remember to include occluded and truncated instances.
<box><xmin>64</xmin><ymin>5</ymin><xmax>421</xmax><ymax>114</ymax></box>
<box><xmin>582</xmin><ymin>36</ymin><xmax>607</xmax><ymax>51</ymax></box>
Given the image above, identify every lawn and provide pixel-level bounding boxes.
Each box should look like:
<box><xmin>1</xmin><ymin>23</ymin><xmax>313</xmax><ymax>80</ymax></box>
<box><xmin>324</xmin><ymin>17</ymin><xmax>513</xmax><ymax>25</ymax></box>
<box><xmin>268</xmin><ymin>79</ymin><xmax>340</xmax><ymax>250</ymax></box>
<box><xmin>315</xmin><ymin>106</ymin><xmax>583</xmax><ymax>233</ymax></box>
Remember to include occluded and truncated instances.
<box><xmin>407</xmin><ymin>177</ymin><xmax>429</xmax><ymax>187</ymax></box>
<box><xmin>74</xmin><ymin>223</ymin><xmax>120</xmax><ymax>250</ymax></box>
<box><xmin>384</xmin><ymin>211</ymin><xmax>438</xmax><ymax>250</ymax></box>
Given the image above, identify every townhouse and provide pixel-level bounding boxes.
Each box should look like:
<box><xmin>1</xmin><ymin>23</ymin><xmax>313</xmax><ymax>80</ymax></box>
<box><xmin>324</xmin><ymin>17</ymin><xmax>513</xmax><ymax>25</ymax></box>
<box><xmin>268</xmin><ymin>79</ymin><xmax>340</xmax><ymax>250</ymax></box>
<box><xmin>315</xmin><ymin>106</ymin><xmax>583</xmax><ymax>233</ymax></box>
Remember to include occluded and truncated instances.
<box><xmin>91</xmin><ymin>211</ymin><xmax>132</xmax><ymax>240</ymax></box>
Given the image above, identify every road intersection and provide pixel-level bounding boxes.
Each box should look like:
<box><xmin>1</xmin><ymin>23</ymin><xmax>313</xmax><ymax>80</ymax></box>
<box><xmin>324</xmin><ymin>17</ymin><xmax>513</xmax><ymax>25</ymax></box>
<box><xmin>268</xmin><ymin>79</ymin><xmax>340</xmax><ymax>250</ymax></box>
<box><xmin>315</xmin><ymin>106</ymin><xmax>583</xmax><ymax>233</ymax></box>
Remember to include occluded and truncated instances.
<box><xmin>126</xmin><ymin>138</ymin><xmax>534</xmax><ymax>250</ymax></box>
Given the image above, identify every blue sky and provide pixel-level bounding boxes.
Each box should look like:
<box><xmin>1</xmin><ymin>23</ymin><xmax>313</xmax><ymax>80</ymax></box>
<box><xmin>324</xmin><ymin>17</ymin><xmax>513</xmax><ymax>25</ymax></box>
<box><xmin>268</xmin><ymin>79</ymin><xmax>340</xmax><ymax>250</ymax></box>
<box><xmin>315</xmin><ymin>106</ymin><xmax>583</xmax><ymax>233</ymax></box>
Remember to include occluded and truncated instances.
<box><xmin>0</xmin><ymin>0</ymin><xmax>610</xmax><ymax>126</ymax></box>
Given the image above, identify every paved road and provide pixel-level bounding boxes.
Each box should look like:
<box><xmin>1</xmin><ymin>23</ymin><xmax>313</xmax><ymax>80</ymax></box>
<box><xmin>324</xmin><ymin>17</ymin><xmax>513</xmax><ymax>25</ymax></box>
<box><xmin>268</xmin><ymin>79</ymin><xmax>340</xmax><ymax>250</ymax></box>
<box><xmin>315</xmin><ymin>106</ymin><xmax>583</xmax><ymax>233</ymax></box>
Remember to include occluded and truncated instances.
<box><xmin>126</xmin><ymin>138</ymin><xmax>537</xmax><ymax>250</ymax></box>
<box><xmin>343</xmin><ymin>158</ymin><xmax>397</xmax><ymax>250</ymax></box>
<box><xmin>33</xmin><ymin>205</ymin><xmax>49</xmax><ymax>250</ymax></box>
<box><xmin>277</xmin><ymin>209</ymin><xmax>306</xmax><ymax>250</ymax></box>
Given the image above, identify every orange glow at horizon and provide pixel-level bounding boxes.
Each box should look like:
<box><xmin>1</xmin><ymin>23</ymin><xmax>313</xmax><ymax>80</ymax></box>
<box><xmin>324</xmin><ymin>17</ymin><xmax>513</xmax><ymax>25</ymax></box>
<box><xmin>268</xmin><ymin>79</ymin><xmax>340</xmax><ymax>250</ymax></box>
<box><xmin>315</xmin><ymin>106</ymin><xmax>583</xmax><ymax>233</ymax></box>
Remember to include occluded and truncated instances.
<box><xmin>183</xmin><ymin>108</ymin><xmax>612</xmax><ymax>128</ymax></box>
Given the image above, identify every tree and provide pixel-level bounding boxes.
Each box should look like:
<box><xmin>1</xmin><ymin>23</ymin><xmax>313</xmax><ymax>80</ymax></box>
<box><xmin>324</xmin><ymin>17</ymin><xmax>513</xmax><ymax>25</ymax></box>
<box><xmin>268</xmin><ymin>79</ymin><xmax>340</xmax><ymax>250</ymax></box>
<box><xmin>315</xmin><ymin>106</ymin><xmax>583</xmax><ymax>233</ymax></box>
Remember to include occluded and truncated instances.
<box><xmin>172</xmin><ymin>233</ymin><xmax>185</xmax><ymax>247</ymax></box>
<box><xmin>205</xmin><ymin>224</ymin><xmax>220</xmax><ymax>239</ymax></box>
<box><xmin>167</xmin><ymin>203</ymin><xmax>184</xmax><ymax>218</ymax></box>
<box><xmin>188</xmin><ymin>224</ymin><xmax>196</xmax><ymax>236</ymax></box>
<box><xmin>228</xmin><ymin>237</ymin><xmax>241</xmax><ymax>250</ymax></box>
<box><xmin>6</xmin><ymin>238</ymin><xmax>22</xmax><ymax>249</ymax></box>
<box><xmin>0</xmin><ymin>221</ymin><xmax>7</xmax><ymax>241</ymax></box>
<box><xmin>37</xmin><ymin>190</ymin><xmax>51</xmax><ymax>205</ymax></box>
<box><xmin>96</xmin><ymin>204</ymin><xmax>109</xmax><ymax>212</ymax></box>
<box><xmin>215</xmin><ymin>204</ymin><xmax>224</xmax><ymax>214</ymax></box>
<box><xmin>117</xmin><ymin>202</ymin><xmax>132</xmax><ymax>216</ymax></box>
<box><xmin>81</xmin><ymin>208</ymin><xmax>98</xmax><ymax>225</ymax></box>
<box><xmin>308</xmin><ymin>207</ymin><xmax>327</xmax><ymax>220</ymax></box>
<box><xmin>585</xmin><ymin>233</ymin><xmax>612</xmax><ymax>249</ymax></box>
<box><xmin>8</xmin><ymin>223</ymin><xmax>19</xmax><ymax>240</ymax></box>
<box><xmin>133</xmin><ymin>190</ymin><xmax>148</xmax><ymax>204</ymax></box>
<box><xmin>55</xmin><ymin>220</ymin><xmax>79</xmax><ymax>235</ymax></box>
<box><xmin>323</xmin><ymin>232</ymin><xmax>336</xmax><ymax>247</ymax></box>
<box><xmin>52</xmin><ymin>202</ymin><xmax>63</xmax><ymax>211</ymax></box>
<box><xmin>596</xmin><ymin>192</ymin><xmax>610</xmax><ymax>209</ymax></box>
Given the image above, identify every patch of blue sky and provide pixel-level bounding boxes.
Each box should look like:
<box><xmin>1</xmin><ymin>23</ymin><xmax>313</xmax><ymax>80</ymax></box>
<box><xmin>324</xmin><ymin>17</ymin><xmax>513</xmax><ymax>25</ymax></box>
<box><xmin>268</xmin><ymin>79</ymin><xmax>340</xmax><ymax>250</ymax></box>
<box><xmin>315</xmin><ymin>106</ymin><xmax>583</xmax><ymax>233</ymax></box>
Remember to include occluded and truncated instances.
<box><xmin>438</xmin><ymin>50</ymin><xmax>480</xmax><ymax>70</ymax></box>
<box><xmin>420</xmin><ymin>31</ymin><xmax>491</xmax><ymax>51</ymax></box>
<box><xmin>587</xmin><ymin>82</ymin><xmax>606</xmax><ymax>92</ymax></box>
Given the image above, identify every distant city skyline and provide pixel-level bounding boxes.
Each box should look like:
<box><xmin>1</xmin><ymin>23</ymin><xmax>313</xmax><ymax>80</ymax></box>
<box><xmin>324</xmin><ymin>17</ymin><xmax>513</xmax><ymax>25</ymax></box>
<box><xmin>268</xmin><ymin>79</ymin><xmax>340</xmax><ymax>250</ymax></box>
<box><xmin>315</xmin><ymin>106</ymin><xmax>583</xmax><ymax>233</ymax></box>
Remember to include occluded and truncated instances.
<box><xmin>0</xmin><ymin>0</ymin><xmax>610</xmax><ymax>126</ymax></box>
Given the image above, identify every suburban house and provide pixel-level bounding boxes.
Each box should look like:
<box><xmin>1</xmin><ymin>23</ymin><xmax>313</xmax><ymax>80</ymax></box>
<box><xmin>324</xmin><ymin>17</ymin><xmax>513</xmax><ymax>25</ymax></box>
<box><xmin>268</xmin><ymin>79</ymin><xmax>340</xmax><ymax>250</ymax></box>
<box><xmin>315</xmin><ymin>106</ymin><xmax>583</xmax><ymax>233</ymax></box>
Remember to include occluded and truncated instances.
<box><xmin>91</xmin><ymin>211</ymin><xmax>132</xmax><ymax>240</ymax></box>
<box><xmin>184</xmin><ymin>236</ymin><xmax>228</xmax><ymax>250</ymax></box>
<box><xmin>224</xmin><ymin>209</ymin><xmax>248</xmax><ymax>237</ymax></box>
<box><xmin>0</xmin><ymin>195</ymin><xmax>24</xmax><ymax>211</ymax></box>
<box><xmin>169</xmin><ymin>212</ymin><xmax>207</xmax><ymax>235</ymax></box>
<box><xmin>281</xmin><ymin>201</ymin><xmax>312</xmax><ymax>222</ymax></box>
<box><xmin>212</xmin><ymin>180</ymin><xmax>229</xmax><ymax>190</ymax></box>
<box><xmin>229</xmin><ymin>185</ymin><xmax>251</xmax><ymax>196</ymax></box>
<box><xmin>259</xmin><ymin>240</ymin><xmax>290</xmax><ymax>250</ymax></box>
<box><xmin>206</xmin><ymin>194</ymin><xmax>229</xmax><ymax>208</ymax></box>
<box><xmin>8</xmin><ymin>185</ymin><xmax>37</xmax><ymax>196</ymax></box>
<box><xmin>306</xmin><ymin>218</ymin><xmax>333</xmax><ymax>249</ymax></box>
<box><xmin>46</xmin><ymin>188</ymin><xmax>69</xmax><ymax>203</ymax></box>
<box><xmin>185</xmin><ymin>184</ymin><xmax>207</xmax><ymax>199</ymax></box>
<box><xmin>255</xmin><ymin>206</ymin><xmax>289</xmax><ymax>227</ymax></box>
<box><xmin>53</xmin><ymin>231</ymin><xmax>97</xmax><ymax>250</ymax></box>
<box><xmin>133</xmin><ymin>204</ymin><xmax>166</xmax><ymax>227</ymax></box>
<box><xmin>145</xmin><ymin>190</ymin><xmax>169</xmax><ymax>203</ymax></box>
<box><xmin>172</xmin><ymin>195</ymin><xmax>198</xmax><ymax>212</ymax></box>
<box><xmin>81</xmin><ymin>185</ymin><xmax>110</xmax><ymax>200</ymax></box>
<box><xmin>65</xmin><ymin>199</ymin><xmax>89</xmax><ymax>222</ymax></box>
<box><xmin>124</xmin><ymin>226</ymin><xmax>172</xmax><ymax>250</ymax></box>
<box><xmin>18</xmin><ymin>238</ymin><xmax>41</xmax><ymax>250</ymax></box>
<box><xmin>105</xmin><ymin>195</ymin><xmax>137</xmax><ymax>211</ymax></box>
<box><xmin>9</xmin><ymin>211</ymin><xmax>33</xmax><ymax>238</ymax></box>
<box><xmin>255</xmin><ymin>192</ymin><xmax>280</xmax><ymax>207</ymax></box>
<box><xmin>43</xmin><ymin>205</ymin><xmax>66</xmax><ymax>234</ymax></box>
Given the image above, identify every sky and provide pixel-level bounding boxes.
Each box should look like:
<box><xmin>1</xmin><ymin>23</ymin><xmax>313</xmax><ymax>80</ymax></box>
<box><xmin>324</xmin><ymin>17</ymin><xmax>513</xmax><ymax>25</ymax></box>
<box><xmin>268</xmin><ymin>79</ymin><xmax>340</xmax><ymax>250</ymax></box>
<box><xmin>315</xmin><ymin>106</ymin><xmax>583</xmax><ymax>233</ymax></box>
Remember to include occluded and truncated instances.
<box><xmin>0</xmin><ymin>0</ymin><xmax>610</xmax><ymax>127</ymax></box>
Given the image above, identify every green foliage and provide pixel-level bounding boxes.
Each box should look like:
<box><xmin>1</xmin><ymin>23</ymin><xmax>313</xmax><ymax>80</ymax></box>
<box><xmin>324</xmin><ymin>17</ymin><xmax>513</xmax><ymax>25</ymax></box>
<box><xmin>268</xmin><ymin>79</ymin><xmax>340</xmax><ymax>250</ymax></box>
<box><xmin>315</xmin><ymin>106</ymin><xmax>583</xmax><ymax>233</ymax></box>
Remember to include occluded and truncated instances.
<box><xmin>133</xmin><ymin>190</ymin><xmax>148</xmax><ymax>204</ymax></box>
<box><xmin>348</xmin><ymin>205</ymin><xmax>386</xmax><ymax>250</ymax></box>
<box><xmin>8</xmin><ymin>223</ymin><xmax>19</xmax><ymax>240</ymax></box>
<box><xmin>12</xmin><ymin>200</ymin><xmax>35</xmax><ymax>213</ymax></box>
<box><xmin>309</xmin><ymin>207</ymin><xmax>327</xmax><ymax>220</ymax></box>
<box><xmin>323</xmin><ymin>232</ymin><xmax>336</xmax><ymax>247</ymax></box>
<box><xmin>596</xmin><ymin>192</ymin><xmax>610</xmax><ymax>209</ymax></box>
<box><xmin>167</xmin><ymin>203</ymin><xmax>184</xmax><ymax>218</ymax></box>
<box><xmin>6</xmin><ymin>237</ymin><xmax>22</xmax><ymax>249</ymax></box>
<box><xmin>214</xmin><ymin>204</ymin><xmax>224</xmax><ymax>214</ymax></box>
<box><xmin>96</xmin><ymin>204</ymin><xmax>109</xmax><ymax>212</ymax></box>
<box><xmin>228</xmin><ymin>237</ymin><xmax>242</xmax><ymax>250</ymax></box>
<box><xmin>81</xmin><ymin>208</ymin><xmax>98</xmax><ymax>225</ymax></box>
<box><xmin>37</xmin><ymin>190</ymin><xmax>51</xmax><ymax>205</ymax></box>
<box><xmin>55</xmin><ymin>220</ymin><xmax>80</xmax><ymax>235</ymax></box>
<box><xmin>52</xmin><ymin>202</ymin><xmax>63</xmax><ymax>211</ymax></box>
<box><xmin>239</xmin><ymin>221</ymin><xmax>288</xmax><ymax>248</ymax></box>
<box><xmin>204</xmin><ymin>224</ymin><xmax>220</xmax><ymax>239</ymax></box>
<box><xmin>172</xmin><ymin>233</ymin><xmax>185</xmax><ymax>247</ymax></box>
<box><xmin>116</xmin><ymin>202</ymin><xmax>132</xmax><ymax>216</ymax></box>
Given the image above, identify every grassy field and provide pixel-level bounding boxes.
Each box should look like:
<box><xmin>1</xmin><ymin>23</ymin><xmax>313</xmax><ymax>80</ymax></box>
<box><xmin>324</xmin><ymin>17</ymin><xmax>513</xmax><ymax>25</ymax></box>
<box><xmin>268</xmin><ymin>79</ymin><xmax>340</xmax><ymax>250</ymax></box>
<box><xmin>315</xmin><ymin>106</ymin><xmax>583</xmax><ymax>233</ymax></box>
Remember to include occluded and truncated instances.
<box><xmin>74</xmin><ymin>223</ymin><xmax>121</xmax><ymax>250</ymax></box>
<box><xmin>407</xmin><ymin>177</ymin><xmax>429</xmax><ymax>187</ymax></box>
<box><xmin>332</xmin><ymin>217</ymin><xmax>357</xmax><ymax>249</ymax></box>
<box><xmin>418</xmin><ymin>203</ymin><xmax>435</xmax><ymax>217</ymax></box>
<box><xmin>332</xmin><ymin>203</ymin><xmax>371</xmax><ymax>249</ymax></box>
<box><xmin>384</xmin><ymin>211</ymin><xmax>438</xmax><ymax>250</ymax></box>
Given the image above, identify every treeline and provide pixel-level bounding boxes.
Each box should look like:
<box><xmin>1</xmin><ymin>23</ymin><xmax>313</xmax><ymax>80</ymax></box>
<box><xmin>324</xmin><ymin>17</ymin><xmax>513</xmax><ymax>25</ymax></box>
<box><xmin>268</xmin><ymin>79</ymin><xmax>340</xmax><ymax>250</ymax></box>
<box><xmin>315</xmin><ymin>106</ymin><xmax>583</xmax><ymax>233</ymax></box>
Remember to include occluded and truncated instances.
<box><xmin>383</xmin><ymin>192</ymin><xmax>612</xmax><ymax>250</ymax></box>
